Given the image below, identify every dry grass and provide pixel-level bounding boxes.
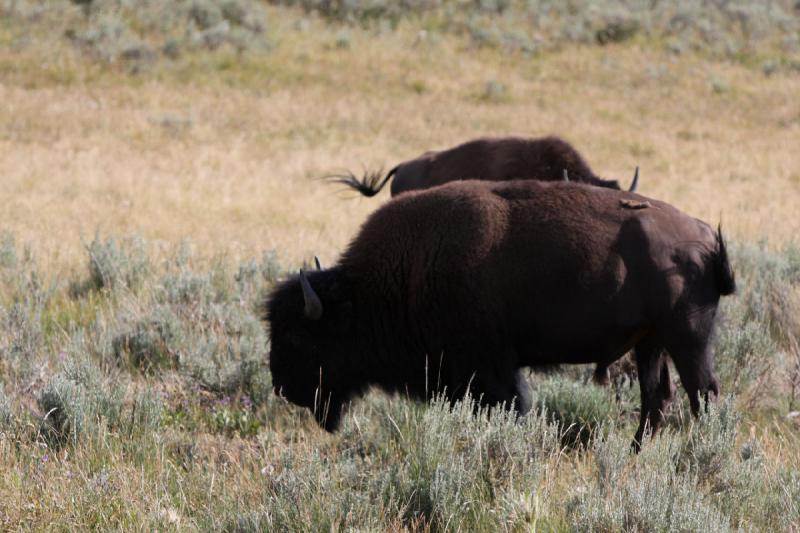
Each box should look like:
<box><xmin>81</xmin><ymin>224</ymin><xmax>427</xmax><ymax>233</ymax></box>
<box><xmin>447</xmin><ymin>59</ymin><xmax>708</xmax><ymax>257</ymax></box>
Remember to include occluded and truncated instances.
<box><xmin>1</xmin><ymin>7</ymin><xmax>798</xmax><ymax>274</ymax></box>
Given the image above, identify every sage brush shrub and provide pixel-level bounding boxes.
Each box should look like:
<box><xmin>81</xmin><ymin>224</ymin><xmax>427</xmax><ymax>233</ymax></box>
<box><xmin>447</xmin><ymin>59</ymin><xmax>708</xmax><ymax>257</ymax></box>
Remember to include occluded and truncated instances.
<box><xmin>677</xmin><ymin>398</ymin><xmax>800</xmax><ymax>531</ymax></box>
<box><xmin>84</xmin><ymin>235</ymin><xmax>151</xmax><ymax>292</ymax></box>
<box><xmin>0</xmin><ymin>234</ymin><xmax>57</xmax><ymax>385</ymax></box>
<box><xmin>3</xmin><ymin>0</ymin><xmax>270</xmax><ymax>66</ymax></box>
<box><xmin>592</xmin><ymin>428</ymin><xmax>630</xmax><ymax>488</ymax></box>
<box><xmin>130</xmin><ymin>387</ymin><xmax>164</xmax><ymax>432</ymax></box>
<box><xmin>729</xmin><ymin>241</ymin><xmax>800</xmax><ymax>345</ymax></box>
<box><xmin>246</xmin><ymin>448</ymin><xmax>360</xmax><ymax>531</ymax></box>
<box><xmin>534</xmin><ymin>375</ymin><xmax>617</xmax><ymax>446</ymax></box>
<box><xmin>260</xmin><ymin>250</ymin><xmax>282</xmax><ymax>284</ymax></box>
<box><xmin>187</xmin><ymin>0</ymin><xmax>268</xmax><ymax>51</ymax></box>
<box><xmin>0</xmin><ymin>232</ymin><xmax>17</xmax><ymax>270</ymax></box>
<box><xmin>276</xmin><ymin>0</ymin><xmax>800</xmax><ymax>59</ymax></box>
<box><xmin>96</xmin><ymin>241</ymin><xmax>277</xmax><ymax>404</ymax></box>
<box><xmin>0</xmin><ymin>256</ymin><xmax>52</xmax><ymax>384</ymax></box>
<box><xmin>0</xmin><ymin>232</ymin><xmax>46</xmax><ymax>304</ymax></box>
<box><xmin>235</xmin><ymin>260</ymin><xmax>261</xmax><ymax>304</ymax></box>
<box><xmin>4</xmin><ymin>231</ymin><xmax>800</xmax><ymax>530</ymax></box>
<box><xmin>6</xmin><ymin>0</ymin><xmax>800</xmax><ymax>68</ymax></box>
<box><xmin>403</xmin><ymin>397</ymin><xmax>558</xmax><ymax>530</ymax></box>
<box><xmin>719</xmin><ymin>242</ymin><xmax>800</xmax><ymax>407</ymax></box>
<box><xmin>275</xmin><ymin>0</ymin><xmax>447</xmax><ymax>26</ymax></box>
<box><xmin>0</xmin><ymin>383</ymin><xmax>12</xmax><ymax>429</ymax></box>
<box><xmin>38</xmin><ymin>352</ymin><xmax>164</xmax><ymax>449</ymax></box>
<box><xmin>678</xmin><ymin>396</ymin><xmax>739</xmax><ymax>485</ymax></box>
<box><xmin>230</xmin><ymin>394</ymin><xmax>561</xmax><ymax>532</ymax></box>
<box><xmin>715</xmin><ymin>317</ymin><xmax>777</xmax><ymax>399</ymax></box>
<box><xmin>573</xmin><ymin>401</ymin><xmax>755</xmax><ymax>532</ymax></box>
<box><xmin>181</xmin><ymin>302</ymin><xmax>271</xmax><ymax>404</ymax></box>
<box><xmin>776</xmin><ymin>469</ymin><xmax>800</xmax><ymax>527</ymax></box>
<box><xmin>709</xmin><ymin>439</ymin><xmax>800</xmax><ymax>530</ymax></box>
<box><xmin>574</xmin><ymin>398</ymin><xmax>796</xmax><ymax>532</ymax></box>
<box><xmin>111</xmin><ymin>305</ymin><xmax>184</xmax><ymax>373</ymax></box>
<box><xmin>573</xmin><ymin>433</ymin><xmax>731</xmax><ymax>532</ymax></box>
<box><xmin>4</xmin><ymin>0</ymin><xmax>800</xmax><ymax>66</ymax></box>
<box><xmin>367</xmin><ymin>395</ymin><xmax>559</xmax><ymax>530</ymax></box>
<box><xmin>38</xmin><ymin>355</ymin><xmax>125</xmax><ymax>446</ymax></box>
<box><xmin>157</xmin><ymin>269</ymin><xmax>218</xmax><ymax>308</ymax></box>
<box><xmin>0</xmin><ymin>302</ymin><xmax>45</xmax><ymax>384</ymax></box>
<box><xmin>233</xmin><ymin>251</ymin><xmax>280</xmax><ymax>305</ymax></box>
<box><xmin>158</xmin><ymin>256</ymin><xmax>246</xmax><ymax>308</ymax></box>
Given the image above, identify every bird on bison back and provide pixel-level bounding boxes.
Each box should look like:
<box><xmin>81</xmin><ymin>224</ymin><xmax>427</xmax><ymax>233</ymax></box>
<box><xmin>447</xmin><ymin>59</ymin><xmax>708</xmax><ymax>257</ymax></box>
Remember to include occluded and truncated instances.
<box><xmin>266</xmin><ymin>180</ymin><xmax>735</xmax><ymax>450</ymax></box>
<box><xmin>326</xmin><ymin>135</ymin><xmax>639</xmax><ymax>197</ymax></box>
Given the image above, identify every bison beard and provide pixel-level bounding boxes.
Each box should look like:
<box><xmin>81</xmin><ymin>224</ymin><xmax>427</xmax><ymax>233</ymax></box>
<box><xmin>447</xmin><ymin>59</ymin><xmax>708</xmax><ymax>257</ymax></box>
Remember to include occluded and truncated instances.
<box><xmin>266</xmin><ymin>180</ymin><xmax>735</xmax><ymax>449</ymax></box>
<box><xmin>327</xmin><ymin>136</ymin><xmax>639</xmax><ymax>197</ymax></box>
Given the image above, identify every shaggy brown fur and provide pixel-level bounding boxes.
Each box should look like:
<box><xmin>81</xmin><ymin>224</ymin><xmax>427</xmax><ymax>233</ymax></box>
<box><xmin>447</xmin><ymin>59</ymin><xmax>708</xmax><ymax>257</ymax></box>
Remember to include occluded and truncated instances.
<box><xmin>267</xmin><ymin>180</ymin><xmax>734</xmax><ymax>449</ymax></box>
<box><xmin>328</xmin><ymin>136</ymin><xmax>638</xmax><ymax>197</ymax></box>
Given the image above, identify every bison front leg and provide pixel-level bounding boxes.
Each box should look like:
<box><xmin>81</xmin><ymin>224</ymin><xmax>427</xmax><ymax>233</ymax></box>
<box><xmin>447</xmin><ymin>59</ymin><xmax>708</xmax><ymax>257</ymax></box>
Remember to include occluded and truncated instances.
<box><xmin>456</xmin><ymin>370</ymin><xmax>532</xmax><ymax>416</ymax></box>
<box><xmin>441</xmin><ymin>335</ymin><xmax>529</xmax><ymax>416</ymax></box>
<box><xmin>664</xmin><ymin>308</ymin><xmax>721</xmax><ymax>417</ymax></box>
<box><xmin>632</xmin><ymin>338</ymin><xmax>674</xmax><ymax>451</ymax></box>
<box><xmin>314</xmin><ymin>390</ymin><xmax>345</xmax><ymax>433</ymax></box>
<box><xmin>668</xmin><ymin>341</ymin><xmax>720</xmax><ymax>417</ymax></box>
<box><xmin>455</xmin><ymin>367</ymin><xmax>531</xmax><ymax>418</ymax></box>
<box><xmin>513</xmin><ymin>370</ymin><xmax>532</xmax><ymax>416</ymax></box>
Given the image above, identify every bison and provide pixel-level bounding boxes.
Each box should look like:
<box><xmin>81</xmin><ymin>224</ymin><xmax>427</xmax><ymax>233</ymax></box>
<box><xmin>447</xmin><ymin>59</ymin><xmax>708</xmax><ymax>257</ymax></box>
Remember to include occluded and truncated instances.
<box><xmin>329</xmin><ymin>136</ymin><xmax>639</xmax><ymax>197</ymax></box>
<box><xmin>266</xmin><ymin>180</ymin><xmax>734</xmax><ymax>448</ymax></box>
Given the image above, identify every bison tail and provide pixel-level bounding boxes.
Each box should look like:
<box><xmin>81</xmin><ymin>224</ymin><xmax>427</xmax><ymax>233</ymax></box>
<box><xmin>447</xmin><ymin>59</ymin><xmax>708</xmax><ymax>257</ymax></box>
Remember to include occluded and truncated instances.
<box><xmin>325</xmin><ymin>166</ymin><xmax>398</xmax><ymax>198</ymax></box>
<box><xmin>715</xmin><ymin>224</ymin><xmax>736</xmax><ymax>296</ymax></box>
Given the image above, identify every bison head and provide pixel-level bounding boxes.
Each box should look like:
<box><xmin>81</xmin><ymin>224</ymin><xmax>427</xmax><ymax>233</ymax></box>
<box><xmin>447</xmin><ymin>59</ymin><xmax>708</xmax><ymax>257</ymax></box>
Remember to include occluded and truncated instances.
<box><xmin>266</xmin><ymin>267</ymin><xmax>357</xmax><ymax>431</ymax></box>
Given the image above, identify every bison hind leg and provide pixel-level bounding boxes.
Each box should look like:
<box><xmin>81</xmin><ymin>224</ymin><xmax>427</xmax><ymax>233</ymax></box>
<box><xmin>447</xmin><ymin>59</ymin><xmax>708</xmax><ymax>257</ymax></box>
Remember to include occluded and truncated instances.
<box><xmin>592</xmin><ymin>364</ymin><xmax>610</xmax><ymax>386</ymax></box>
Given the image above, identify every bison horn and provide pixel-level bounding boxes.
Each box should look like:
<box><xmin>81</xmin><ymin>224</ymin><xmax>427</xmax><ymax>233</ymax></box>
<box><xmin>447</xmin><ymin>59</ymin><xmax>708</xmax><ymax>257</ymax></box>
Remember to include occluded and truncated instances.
<box><xmin>562</xmin><ymin>169</ymin><xmax>570</xmax><ymax>182</ymax></box>
<box><xmin>629</xmin><ymin>166</ymin><xmax>639</xmax><ymax>192</ymax></box>
<box><xmin>314</xmin><ymin>256</ymin><xmax>322</xmax><ymax>270</ymax></box>
<box><xmin>299</xmin><ymin>270</ymin><xmax>323</xmax><ymax>320</ymax></box>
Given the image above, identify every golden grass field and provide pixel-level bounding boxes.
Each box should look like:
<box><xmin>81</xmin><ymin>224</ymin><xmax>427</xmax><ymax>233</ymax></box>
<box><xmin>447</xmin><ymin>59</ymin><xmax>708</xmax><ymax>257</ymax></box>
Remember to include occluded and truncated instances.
<box><xmin>2</xmin><ymin>8</ymin><xmax>799</xmax><ymax>274</ymax></box>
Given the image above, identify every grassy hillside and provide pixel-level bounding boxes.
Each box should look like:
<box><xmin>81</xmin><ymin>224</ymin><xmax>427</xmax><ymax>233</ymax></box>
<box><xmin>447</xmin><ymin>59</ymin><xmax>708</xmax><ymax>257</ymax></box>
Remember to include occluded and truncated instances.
<box><xmin>1</xmin><ymin>1</ymin><xmax>799</xmax><ymax>530</ymax></box>
<box><xmin>2</xmin><ymin>1</ymin><xmax>800</xmax><ymax>271</ymax></box>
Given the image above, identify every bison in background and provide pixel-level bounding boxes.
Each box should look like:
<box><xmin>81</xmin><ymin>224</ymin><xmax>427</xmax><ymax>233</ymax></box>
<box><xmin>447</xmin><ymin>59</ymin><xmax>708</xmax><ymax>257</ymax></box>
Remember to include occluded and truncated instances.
<box><xmin>266</xmin><ymin>180</ymin><xmax>734</xmax><ymax>449</ymax></box>
<box><xmin>328</xmin><ymin>136</ymin><xmax>639</xmax><ymax>197</ymax></box>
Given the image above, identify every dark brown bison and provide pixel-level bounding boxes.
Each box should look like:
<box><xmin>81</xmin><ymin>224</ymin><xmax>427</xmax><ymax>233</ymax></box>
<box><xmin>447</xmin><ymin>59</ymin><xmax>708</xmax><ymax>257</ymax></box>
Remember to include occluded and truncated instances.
<box><xmin>266</xmin><ymin>180</ymin><xmax>734</xmax><ymax>448</ymax></box>
<box><xmin>329</xmin><ymin>136</ymin><xmax>639</xmax><ymax>197</ymax></box>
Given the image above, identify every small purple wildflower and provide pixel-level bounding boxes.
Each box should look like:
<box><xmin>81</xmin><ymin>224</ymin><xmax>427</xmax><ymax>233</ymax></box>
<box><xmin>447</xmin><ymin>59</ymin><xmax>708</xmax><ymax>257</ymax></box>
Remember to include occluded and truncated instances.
<box><xmin>240</xmin><ymin>395</ymin><xmax>253</xmax><ymax>410</ymax></box>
